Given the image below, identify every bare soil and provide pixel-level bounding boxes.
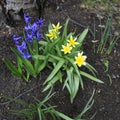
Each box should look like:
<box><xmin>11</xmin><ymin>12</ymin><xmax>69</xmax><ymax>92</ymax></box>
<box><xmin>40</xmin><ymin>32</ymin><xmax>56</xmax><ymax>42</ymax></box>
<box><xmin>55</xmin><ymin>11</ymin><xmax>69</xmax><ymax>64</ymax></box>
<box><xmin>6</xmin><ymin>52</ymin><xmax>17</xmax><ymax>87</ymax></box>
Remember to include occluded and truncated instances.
<box><xmin>0</xmin><ymin>0</ymin><xmax>120</xmax><ymax>120</ymax></box>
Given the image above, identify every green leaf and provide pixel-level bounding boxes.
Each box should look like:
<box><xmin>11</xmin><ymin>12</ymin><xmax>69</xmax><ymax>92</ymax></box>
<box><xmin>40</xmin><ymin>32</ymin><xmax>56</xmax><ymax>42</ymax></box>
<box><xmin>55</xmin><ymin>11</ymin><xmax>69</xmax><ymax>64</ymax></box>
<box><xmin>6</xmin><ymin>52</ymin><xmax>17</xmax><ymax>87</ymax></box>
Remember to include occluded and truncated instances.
<box><xmin>38</xmin><ymin>108</ymin><xmax>42</xmax><ymax>120</ymax></box>
<box><xmin>55</xmin><ymin>45</ymin><xmax>62</xmax><ymax>57</ymax></box>
<box><xmin>1</xmin><ymin>96</ymin><xmax>29</xmax><ymax>107</ymax></box>
<box><xmin>77</xmin><ymin>29</ymin><xmax>88</xmax><ymax>43</ymax></box>
<box><xmin>10</xmin><ymin>109</ymin><xmax>32</xmax><ymax>119</ymax></box>
<box><xmin>67</xmin><ymin>67</ymin><xmax>74</xmax><ymax>87</ymax></box>
<box><xmin>54</xmin><ymin>111</ymin><xmax>73</xmax><ymax>120</ymax></box>
<box><xmin>73</xmin><ymin>72</ymin><xmax>84</xmax><ymax>90</ymax></box>
<box><xmin>44</xmin><ymin>59</ymin><xmax>65</xmax><ymax>84</ymax></box>
<box><xmin>43</xmin><ymin>71</ymin><xmax>62</xmax><ymax>92</ymax></box>
<box><xmin>33</xmin><ymin>40</ymin><xmax>38</xmax><ymax>54</ymax></box>
<box><xmin>65</xmin><ymin>82</ymin><xmax>71</xmax><ymax>95</ymax></box>
<box><xmin>106</xmin><ymin>36</ymin><xmax>119</xmax><ymax>55</ymax></box>
<box><xmin>34</xmin><ymin>57</ymin><xmax>39</xmax><ymax>73</ymax></box>
<box><xmin>66</xmin><ymin>68</ymin><xmax>80</xmax><ymax>103</ymax></box>
<box><xmin>33</xmin><ymin>55</ymin><xmax>46</xmax><ymax>60</ymax></box>
<box><xmin>107</xmin><ymin>74</ymin><xmax>112</xmax><ymax>85</ymax></box>
<box><xmin>85</xmin><ymin>63</ymin><xmax>97</xmax><ymax>76</ymax></box>
<box><xmin>62</xmin><ymin>19</ymin><xmax>70</xmax><ymax>40</ymax></box>
<box><xmin>22</xmin><ymin>59</ymin><xmax>36</xmax><ymax>76</ymax></box>
<box><xmin>49</xmin><ymin>54</ymin><xmax>62</xmax><ymax>61</ymax></box>
<box><xmin>23</xmin><ymin>72</ymin><xmax>30</xmax><ymax>82</ymax></box>
<box><xmin>80</xmin><ymin>70</ymin><xmax>104</xmax><ymax>83</ymax></box>
<box><xmin>47</xmin><ymin>39</ymin><xmax>59</xmax><ymax>53</ymax></box>
<box><xmin>38</xmin><ymin>60</ymin><xmax>47</xmax><ymax>73</ymax></box>
<box><xmin>65</xmin><ymin>69</ymin><xmax>73</xmax><ymax>96</ymax></box>
<box><xmin>3</xmin><ymin>58</ymin><xmax>22</xmax><ymax>77</ymax></box>
<box><xmin>11</xmin><ymin>47</ymin><xmax>22</xmax><ymax>58</ymax></box>
<box><xmin>17</xmin><ymin>56</ymin><xmax>23</xmax><ymax>74</ymax></box>
<box><xmin>74</xmin><ymin>90</ymin><xmax>95</xmax><ymax>120</ymax></box>
<box><xmin>33</xmin><ymin>55</ymin><xmax>47</xmax><ymax>74</ymax></box>
<box><xmin>39</xmin><ymin>41</ymin><xmax>47</xmax><ymax>46</ymax></box>
<box><xmin>71</xmin><ymin>74</ymin><xmax>80</xmax><ymax>103</ymax></box>
<box><xmin>64</xmin><ymin>56</ymin><xmax>80</xmax><ymax>77</ymax></box>
<box><xmin>41</xmin><ymin>88</ymin><xmax>55</xmax><ymax>104</ymax></box>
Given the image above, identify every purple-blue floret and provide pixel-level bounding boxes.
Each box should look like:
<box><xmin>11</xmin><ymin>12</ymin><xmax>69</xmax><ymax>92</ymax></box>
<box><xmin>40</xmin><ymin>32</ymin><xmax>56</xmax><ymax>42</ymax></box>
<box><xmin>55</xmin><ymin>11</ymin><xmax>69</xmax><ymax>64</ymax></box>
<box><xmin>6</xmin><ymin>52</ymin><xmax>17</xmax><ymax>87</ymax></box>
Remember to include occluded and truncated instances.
<box><xmin>24</xmin><ymin>13</ymin><xmax>32</xmax><ymax>25</ymax></box>
<box><xmin>13</xmin><ymin>14</ymin><xmax>44</xmax><ymax>59</ymax></box>
<box><xmin>13</xmin><ymin>35</ymin><xmax>31</xmax><ymax>59</ymax></box>
<box><xmin>24</xmin><ymin>14</ymin><xmax>44</xmax><ymax>42</ymax></box>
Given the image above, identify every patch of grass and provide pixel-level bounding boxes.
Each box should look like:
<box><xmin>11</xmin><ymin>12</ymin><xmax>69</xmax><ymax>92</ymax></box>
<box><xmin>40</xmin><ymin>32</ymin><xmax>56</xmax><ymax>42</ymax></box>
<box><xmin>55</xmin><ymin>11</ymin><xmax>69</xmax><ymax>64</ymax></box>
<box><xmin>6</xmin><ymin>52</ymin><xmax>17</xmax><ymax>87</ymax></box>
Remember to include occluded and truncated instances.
<box><xmin>81</xmin><ymin>0</ymin><xmax>120</xmax><ymax>11</ymax></box>
<box><xmin>93</xmin><ymin>13</ymin><xmax>119</xmax><ymax>55</ymax></box>
<box><xmin>101</xmin><ymin>59</ymin><xmax>109</xmax><ymax>72</ymax></box>
<box><xmin>107</xmin><ymin>74</ymin><xmax>112</xmax><ymax>85</ymax></box>
<box><xmin>1</xmin><ymin>89</ymin><xmax>96</xmax><ymax>120</ymax></box>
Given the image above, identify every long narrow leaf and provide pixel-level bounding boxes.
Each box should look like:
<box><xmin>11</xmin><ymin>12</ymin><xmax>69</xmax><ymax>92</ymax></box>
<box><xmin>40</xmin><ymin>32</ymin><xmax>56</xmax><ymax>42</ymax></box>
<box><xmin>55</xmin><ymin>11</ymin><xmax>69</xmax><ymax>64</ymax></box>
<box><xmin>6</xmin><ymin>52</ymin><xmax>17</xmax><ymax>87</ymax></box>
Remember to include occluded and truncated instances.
<box><xmin>11</xmin><ymin>47</ymin><xmax>22</xmax><ymax>58</ymax></box>
<box><xmin>38</xmin><ymin>60</ymin><xmax>47</xmax><ymax>73</ymax></box>
<box><xmin>49</xmin><ymin>54</ymin><xmax>62</xmax><ymax>61</ymax></box>
<box><xmin>42</xmin><ymin>89</ymin><xmax>55</xmax><ymax>105</ymax></box>
<box><xmin>44</xmin><ymin>59</ymin><xmax>65</xmax><ymax>84</ymax></box>
<box><xmin>80</xmin><ymin>71</ymin><xmax>103</xmax><ymax>83</ymax></box>
<box><xmin>62</xmin><ymin>19</ymin><xmax>70</xmax><ymax>40</ymax></box>
<box><xmin>23</xmin><ymin>59</ymin><xmax>36</xmax><ymax>76</ymax></box>
<box><xmin>33</xmin><ymin>40</ymin><xmax>38</xmax><ymax>54</ymax></box>
<box><xmin>11</xmin><ymin>47</ymin><xmax>36</xmax><ymax>76</ymax></box>
<box><xmin>43</xmin><ymin>71</ymin><xmax>62</xmax><ymax>92</ymax></box>
<box><xmin>1</xmin><ymin>96</ymin><xmax>29</xmax><ymax>107</ymax></box>
<box><xmin>3</xmin><ymin>58</ymin><xmax>22</xmax><ymax>77</ymax></box>
<box><xmin>74</xmin><ymin>90</ymin><xmax>95</xmax><ymax>120</ymax></box>
<box><xmin>77</xmin><ymin>29</ymin><xmax>88</xmax><ymax>43</ymax></box>
<box><xmin>17</xmin><ymin>56</ymin><xmax>23</xmax><ymax>74</ymax></box>
<box><xmin>33</xmin><ymin>55</ymin><xmax>46</xmax><ymax>60</ymax></box>
<box><xmin>71</xmin><ymin>74</ymin><xmax>80</xmax><ymax>103</ymax></box>
<box><xmin>38</xmin><ymin>108</ymin><xmax>42</xmax><ymax>120</ymax></box>
<box><xmin>85</xmin><ymin>63</ymin><xmax>97</xmax><ymax>76</ymax></box>
<box><xmin>33</xmin><ymin>55</ymin><xmax>47</xmax><ymax>74</ymax></box>
<box><xmin>39</xmin><ymin>41</ymin><xmax>47</xmax><ymax>46</ymax></box>
<box><xmin>64</xmin><ymin>56</ymin><xmax>80</xmax><ymax>77</ymax></box>
<box><xmin>54</xmin><ymin>111</ymin><xmax>74</xmax><ymax>120</ymax></box>
<box><xmin>34</xmin><ymin>57</ymin><xmax>39</xmax><ymax>74</ymax></box>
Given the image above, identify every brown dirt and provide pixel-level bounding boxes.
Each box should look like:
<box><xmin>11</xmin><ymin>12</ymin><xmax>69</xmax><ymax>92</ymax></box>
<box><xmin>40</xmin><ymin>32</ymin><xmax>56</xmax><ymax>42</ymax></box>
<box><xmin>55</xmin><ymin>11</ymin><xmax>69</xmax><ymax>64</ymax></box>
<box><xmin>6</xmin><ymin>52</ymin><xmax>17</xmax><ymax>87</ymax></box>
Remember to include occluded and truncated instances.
<box><xmin>0</xmin><ymin>0</ymin><xmax>120</xmax><ymax>120</ymax></box>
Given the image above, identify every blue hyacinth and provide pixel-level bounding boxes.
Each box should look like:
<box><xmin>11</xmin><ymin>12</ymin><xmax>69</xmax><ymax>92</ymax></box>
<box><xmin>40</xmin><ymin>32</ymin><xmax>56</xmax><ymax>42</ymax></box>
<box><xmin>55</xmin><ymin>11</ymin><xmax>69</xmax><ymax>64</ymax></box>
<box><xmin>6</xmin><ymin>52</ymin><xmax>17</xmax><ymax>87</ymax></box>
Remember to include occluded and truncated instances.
<box><xmin>13</xmin><ymin>14</ymin><xmax>44</xmax><ymax>59</ymax></box>
<box><xmin>24</xmin><ymin>13</ymin><xmax>44</xmax><ymax>42</ymax></box>
<box><xmin>13</xmin><ymin>35</ymin><xmax>31</xmax><ymax>59</ymax></box>
<box><xmin>24</xmin><ymin>13</ymin><xmax>32</xmax><ymax>25</ymax></box>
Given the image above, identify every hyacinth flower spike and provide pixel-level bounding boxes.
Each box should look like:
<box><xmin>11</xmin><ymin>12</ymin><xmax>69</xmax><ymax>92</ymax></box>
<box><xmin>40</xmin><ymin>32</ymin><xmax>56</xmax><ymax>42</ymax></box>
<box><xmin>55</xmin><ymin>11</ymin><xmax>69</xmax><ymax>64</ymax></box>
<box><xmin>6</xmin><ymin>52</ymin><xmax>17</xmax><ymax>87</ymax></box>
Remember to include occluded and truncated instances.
<box><xmin>37</xmin><ymin>18</ymin><xmax>44</xmax><ymax>27</ymax></box>
<box><xmin>24</xmin><ymin>15</ymin><xmax>44</xmax><ymax>42</ymax></box>
<box><xmin>24</xmin><ymin>13</ymin><xmax>32</xmax><ymax>25</ymax></box>
<box><xmin>13</xmin><ymin>35</ymin><xmax>22</xmax><ymax>45</ymax></box>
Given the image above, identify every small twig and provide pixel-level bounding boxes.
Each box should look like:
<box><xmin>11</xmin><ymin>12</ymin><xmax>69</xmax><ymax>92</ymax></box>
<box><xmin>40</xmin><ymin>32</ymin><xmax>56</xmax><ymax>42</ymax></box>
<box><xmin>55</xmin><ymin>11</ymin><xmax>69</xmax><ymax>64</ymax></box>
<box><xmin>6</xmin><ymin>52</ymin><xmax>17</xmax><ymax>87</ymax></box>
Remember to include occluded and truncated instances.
<box><xmin>63</xmin><ymin>13</ymin><xmax>95</xmax><ymax>37</ymax></box>
<box><xmin>0</xmin><ymin>83</ymin><xmax>42</xmax><ymax>105</ymax></box>
<box><xmin>69</xmin><ymin>18</ymin><xmax>95</xmax><ymax>37</ymax></box>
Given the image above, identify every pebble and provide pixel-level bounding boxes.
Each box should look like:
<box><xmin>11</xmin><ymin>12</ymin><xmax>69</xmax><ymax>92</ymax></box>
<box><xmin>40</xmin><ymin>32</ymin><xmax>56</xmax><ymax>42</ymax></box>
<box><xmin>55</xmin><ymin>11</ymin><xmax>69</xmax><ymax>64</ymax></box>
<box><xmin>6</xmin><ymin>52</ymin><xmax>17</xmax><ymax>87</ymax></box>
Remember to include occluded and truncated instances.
<box><xmin>112</xmin><ymin>74</ymin><xmax>116</xmax><ymax>79</ymax></box>
<box><xmin>112</xmin><ymin>74</ymin><xmax>119</xmax><ymax>79</ymax></box>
